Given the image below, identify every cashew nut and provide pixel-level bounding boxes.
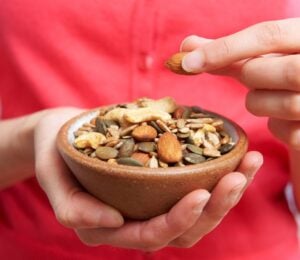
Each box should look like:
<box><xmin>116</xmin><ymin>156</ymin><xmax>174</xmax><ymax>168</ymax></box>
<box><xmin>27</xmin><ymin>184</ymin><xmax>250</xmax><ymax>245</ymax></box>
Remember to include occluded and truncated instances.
<box><xmin>124</xmin><ymin>107</ymin><xmax>171</xmax><ymax>123</ymax></box>
<box><xmin>74</xmin><ymin>132</ymin><xmax>106</xmax><ymax>149</ymax></box>
<box><xmin>137</xmin><ymin>97</ymin><xmax>178</xmax><ymax>113</ymax></box>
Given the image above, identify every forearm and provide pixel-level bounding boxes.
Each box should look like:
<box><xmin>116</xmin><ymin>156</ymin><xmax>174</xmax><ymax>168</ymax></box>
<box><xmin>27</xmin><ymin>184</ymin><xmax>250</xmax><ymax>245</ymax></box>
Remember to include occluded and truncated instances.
<box><xmin>0</xmin><ymin>110</ymin><xmax>48</xmax><ymax>189</ymax></box>
<box><xmin>289</xmin><ymin>149</ymin><xmax>300</xmax><ymax>209</ymax></box>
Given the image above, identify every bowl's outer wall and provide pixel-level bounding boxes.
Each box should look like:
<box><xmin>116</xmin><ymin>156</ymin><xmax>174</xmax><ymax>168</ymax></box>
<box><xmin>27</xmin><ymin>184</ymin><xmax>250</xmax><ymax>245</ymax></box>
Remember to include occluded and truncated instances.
<box><xmin>57</xmin><ymin>108</ymin><xmax>248</xmax><ymax>220</ymax></box>
<box><xmin>60</xmin><ymin>150</ymin><xmax>246</xmax><ymax>219</ymax></box>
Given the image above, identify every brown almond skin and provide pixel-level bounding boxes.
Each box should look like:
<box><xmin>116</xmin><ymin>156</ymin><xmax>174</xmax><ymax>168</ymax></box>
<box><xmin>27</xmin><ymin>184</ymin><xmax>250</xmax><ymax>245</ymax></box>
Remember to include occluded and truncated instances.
<box><xmin>173</xmin><ymin>106</ymin><xmax>185</xmax><ymax>119</ymax></box>
<box><xmin>131</xmin><ymin>152</ymin><xmax>151</xmax><ymax>166</ymax></box>
<box><xmin>132</xmin><ymin>125</ymin><xmax>157</xmax><ymax>141</ymax></box>
<box><xmin>157</xmin><ymin>132</ymin><xmax>183</xmax><ymax>163</ymax></box>
<box><xmin>165</xmin><ymin>52</ymin><xmax>196</xmax><ymax>75</ymax></box>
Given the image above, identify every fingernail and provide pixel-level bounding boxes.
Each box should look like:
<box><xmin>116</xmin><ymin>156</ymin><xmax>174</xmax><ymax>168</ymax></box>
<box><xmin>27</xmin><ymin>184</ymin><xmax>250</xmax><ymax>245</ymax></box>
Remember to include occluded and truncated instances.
<box><xmin>193</xmin><ymin>193</ymin><xmax>211</xmax><ymax>214</ymax></box>
<box><xmin>112</xmin><ymin>213</ymin><xmax>124</xmax><ymax>226</ymax></box>
<box><xmin>179</xmin><ymin>35</ymin><xmax>199</xmax><ymax>51</ymax></box>
<box><xmin>228</xmin><ymin>179</ymin><xmax>247</xmax><ymax>202</ymax></box>
<box><xmin>102</xmin><ymin>211</ymin><xmax>124</xmax><ymax>228</ymax></box>
<box><xmin>182</xmin><ymin>51</ymin><xmax>204</xmax><ymax>73</ymax></box>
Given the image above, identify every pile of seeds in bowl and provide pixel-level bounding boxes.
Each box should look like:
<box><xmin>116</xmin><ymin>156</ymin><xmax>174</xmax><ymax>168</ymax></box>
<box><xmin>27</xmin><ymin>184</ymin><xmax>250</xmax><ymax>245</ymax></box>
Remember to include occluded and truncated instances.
<box><xmin>73</xmin><ymin>97</ymin><xmax>235</xmax><ymax>168</ymax></box>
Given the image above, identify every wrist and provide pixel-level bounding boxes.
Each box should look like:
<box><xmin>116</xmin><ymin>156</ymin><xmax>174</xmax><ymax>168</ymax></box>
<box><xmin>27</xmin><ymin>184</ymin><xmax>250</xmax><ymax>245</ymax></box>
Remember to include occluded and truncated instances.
<box><xmin>0</xmin><ymin>109</ymin><xmax>50</xmax><ymax>188</ymax></box>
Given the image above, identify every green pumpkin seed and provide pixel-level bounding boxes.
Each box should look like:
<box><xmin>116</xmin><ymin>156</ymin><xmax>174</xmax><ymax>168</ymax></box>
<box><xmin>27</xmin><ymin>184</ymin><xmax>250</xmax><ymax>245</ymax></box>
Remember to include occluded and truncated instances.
<box><xmin>96</xmin><ymin>147</ymin><xmax>118</xmax><ymax>160</ymax></box>
<box><xmin>220</xmin><ymin>143</ymin><xmax>234</xmax><ymax>154</ymax></box>
<box><xmin>95</xmin><ymin>118</ymin><xmax>107</xmax><ymax>134</ymax></box>
<box><xmin>118</xmin><ymin>139</ymin><xmax>135</xmax><ymax>157</ymax></box>
<box><xmin>183</xmin><ymin>153</ymin><xmax>206</xmax><ymax>164</ymax></box>
<box><xmin>116</xmin><ymin>157</ymin><xmax>143</xmax><ymax>167</ymax></box>
<box><xmin>186</xmin><ymin>144</ymin><xmax>203</xmax><ymax>155</ymax></box>
<box><xmin>138</xmin><ymin>142</ymin><xmax>156</xmax><ymax>153</ymax></box>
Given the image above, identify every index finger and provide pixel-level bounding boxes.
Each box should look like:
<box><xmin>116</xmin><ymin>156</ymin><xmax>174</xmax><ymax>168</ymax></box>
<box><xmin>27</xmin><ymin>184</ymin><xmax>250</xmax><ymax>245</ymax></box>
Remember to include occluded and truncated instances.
<box><xmin>181</xmin><ymin>18</ymin><xmax>300</xmax><ymax>73</ymax></box>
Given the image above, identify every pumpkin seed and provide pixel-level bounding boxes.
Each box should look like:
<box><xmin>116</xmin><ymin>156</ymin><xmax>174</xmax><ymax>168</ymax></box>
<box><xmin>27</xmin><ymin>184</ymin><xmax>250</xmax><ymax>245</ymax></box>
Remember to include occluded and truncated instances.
<box><xmin>118</xmin><ymin>139</ymin><xmax>135</xmax><ymax>157</ymax></box>
<box><xmin>138</xmin><ymin>142</ymin><xmax>156</xmax><ymax>153</ymax></box>
<box><xmin>116</xmin><ymin>157</ymin><xmax>143</xmax><ymax>167</ymax></box>
<box><xmin>183</xmin><ymin>153</ymin><xmax>206</xmax><ymax>164</ymax></box>
<box><xmin>186</xmin><ymin>144</ymin><xmax>203</xmax><ymax>155</ymax></box>
<box><xmin>95</xmin><ymin>118</ymin><xmax>107</xmax><ymax>134</ymax></box>
<box><xmin>178</xmin><ymin>127</ymin><xmax>190</xmax><ymax>134</ymax></box>
<box><xmin>96</xmin><ymin>147</ymin><xmax>118</xmax><ymax>160</ymax></box>
<box><xmin>220</xmin><ymin>143</ymin><xmax>234</xmax><ymax>154</ymax></box>
<box><xmin>176</xmin><ymin>119</ymin><xmax>186</xmax><ymax>129</ymax></box>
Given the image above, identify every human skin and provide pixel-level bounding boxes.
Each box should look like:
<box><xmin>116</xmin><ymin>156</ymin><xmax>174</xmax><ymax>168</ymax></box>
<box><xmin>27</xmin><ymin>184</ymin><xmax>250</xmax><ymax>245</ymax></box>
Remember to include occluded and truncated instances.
<box><xmin>180</xmin><ymin>18</ymin><xmax>300</xmax><ymax>209</ymax></box>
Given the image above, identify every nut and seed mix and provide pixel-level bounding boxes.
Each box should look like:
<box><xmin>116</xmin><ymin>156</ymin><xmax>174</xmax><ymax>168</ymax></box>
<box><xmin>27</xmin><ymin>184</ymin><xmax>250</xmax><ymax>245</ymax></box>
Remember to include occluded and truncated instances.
<box><xmin>73</xmin><ymin>97</ymin><xmax>235</xmax><ymax>168</ymax></box>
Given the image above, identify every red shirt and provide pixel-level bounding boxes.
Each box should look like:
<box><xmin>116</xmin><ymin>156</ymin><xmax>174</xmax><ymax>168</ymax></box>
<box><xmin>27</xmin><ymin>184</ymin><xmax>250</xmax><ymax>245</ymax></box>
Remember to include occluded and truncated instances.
<box><xmin>0</xmin><ymin>0</ymin><xmax>299</xmax><ymax>259</ymax></box>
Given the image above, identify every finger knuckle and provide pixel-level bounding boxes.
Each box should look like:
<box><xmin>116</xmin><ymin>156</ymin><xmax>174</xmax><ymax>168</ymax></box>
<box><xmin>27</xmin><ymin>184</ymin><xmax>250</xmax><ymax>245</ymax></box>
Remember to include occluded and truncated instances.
<box><xmin>256</xmin><ymin>22</ymin><xmax>284</xmax><ymax>48</ymax></box>
<box><xmin>138</xmin><ymin>229</ymin><xmax>165</xmax><ymax>252</ymax></box>
<box><xmin>76</xmin><ymin>231</ymin><xmax>101</xmax><ymax>247</ymax></box>
<box><xmin>219</xmin><ymin>39</ymin><xmax>231</xmax><ymax>59</ymax></box>
<box><xmin>201</xmin><ymin>39</ymin><xmax>231</xmax><ymax>69</ymax></box>
<box><xmin>284</xmin><ymin>94</ymin><xmax>300</xmax><ymax>117</ymax></box>
<box><xmin>172</xmin><ymin>237</ymin><xmax>198</xmax><ymax>248</ymax></box>
<box><xmin>285</xmin><ymin>58</ymin><xmax>300</xmax><ymax>90</ymax></box>
<box><xmin>55</xmin><ymin>206</ymin><xmax>76</xmax><ymax>228</ymax></box>
<box><xmin>209</xmin><ymin>211</ymin><xmax>228</xmax><ymax>222</ymax></box>
<box><xmin>214</xmin><ymin>39</ymin><xmax>231</xmax><ymax>66</ymax></box>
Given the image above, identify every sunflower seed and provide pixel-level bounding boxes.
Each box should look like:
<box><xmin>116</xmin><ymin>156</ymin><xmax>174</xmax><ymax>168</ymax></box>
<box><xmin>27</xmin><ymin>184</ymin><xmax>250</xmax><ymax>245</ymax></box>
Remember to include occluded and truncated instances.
<box><xmin>148</xmin><ymin>156</ymin><xmax>159</xmax><ymax>168</ymax></box>
<box><xmin>203</xmin><ymin>148</ymin><xmax>221</xmax><ymax>157</ymax></box>
<box><xmin>156</xmin><ymin>120</ymin><xmax>171</xmax><ymax>132</ymax></box>
<box><xmin>120</xmin><ymin>124</ymin><xmax>138</xmax><ymax>136</ymax></box>
<box><xmin>149</xmin><ymin>121</ymin><xmax>163</xmax><ymax>133</ymax></box>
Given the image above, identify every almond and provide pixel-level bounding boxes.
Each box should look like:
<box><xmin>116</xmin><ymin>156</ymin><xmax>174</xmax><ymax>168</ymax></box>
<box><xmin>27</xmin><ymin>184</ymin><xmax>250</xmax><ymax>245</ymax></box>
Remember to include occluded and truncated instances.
<box><xmin>131</xmin><ymin>152</ymin><xmax>150</xmax><ymax>166</ymax></box>
<box><xmin>165</xmin><ymin>52</ymin><xmax>196</xmax><ymax>75</ymax></box>
<box><xmin>132</xmin><ymin>125</ymin><xmax>157</xmax><ymax>141</ymax></box>
<box><xmin>173</xmin><ymin>106</ymin><xmax>185</xmax><ymax>119</ymax></box>
<box><xmin>157</xmin><ymin>132</ymin><xmax>182</xmax><ymax>163</ymax></box>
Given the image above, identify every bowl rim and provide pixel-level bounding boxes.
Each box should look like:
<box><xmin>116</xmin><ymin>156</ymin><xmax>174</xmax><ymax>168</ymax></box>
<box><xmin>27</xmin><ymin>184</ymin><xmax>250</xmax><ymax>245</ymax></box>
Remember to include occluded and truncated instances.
<box><xmin>56</xmin><ymin>107</ymin><xmax>248</xmax><ymax>178</ymax></box>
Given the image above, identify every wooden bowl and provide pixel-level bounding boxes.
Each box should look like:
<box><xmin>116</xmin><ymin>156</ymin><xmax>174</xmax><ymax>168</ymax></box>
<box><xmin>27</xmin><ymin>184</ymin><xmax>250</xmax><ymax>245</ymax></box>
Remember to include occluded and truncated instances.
<box><xmin>56</xmin><ymin>108</ymin><xmax>248</xmax><ymax>220</ymax></box>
